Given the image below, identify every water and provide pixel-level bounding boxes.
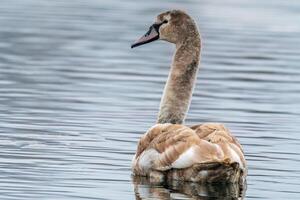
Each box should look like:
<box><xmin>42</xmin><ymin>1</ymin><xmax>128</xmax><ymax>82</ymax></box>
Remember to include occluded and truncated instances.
<box><xmin>0</xmin><ymin>0</ymin><xmax>300</xmax><ymax>199</ymax></box>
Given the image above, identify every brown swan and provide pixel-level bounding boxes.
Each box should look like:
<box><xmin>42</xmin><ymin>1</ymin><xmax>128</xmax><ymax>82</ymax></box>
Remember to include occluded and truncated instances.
<box><xmin>131</xmin><ymin>10</ymin><xmax>247</xmax><ymax>185</ymax></box>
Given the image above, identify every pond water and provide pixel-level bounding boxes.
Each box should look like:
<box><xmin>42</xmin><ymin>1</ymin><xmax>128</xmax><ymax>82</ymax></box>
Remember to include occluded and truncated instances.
<box><xmin>0</xmin><ymin>0</ymin><xmax>300</xmax><ymax>199</ymax></box>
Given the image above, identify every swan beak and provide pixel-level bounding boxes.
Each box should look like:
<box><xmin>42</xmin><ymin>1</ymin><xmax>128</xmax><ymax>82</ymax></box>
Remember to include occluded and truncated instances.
<box><xmin>131</xmin><ymin>24</ymin><xmax>159</xmax><ymax>48</ymax></box>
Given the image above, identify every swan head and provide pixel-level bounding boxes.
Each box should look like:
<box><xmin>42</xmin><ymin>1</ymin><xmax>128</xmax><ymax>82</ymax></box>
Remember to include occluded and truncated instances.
<box><xmin>131</xmin><ymin>10</ymin><xmax>199</xmax><ymax>48</ymax></box>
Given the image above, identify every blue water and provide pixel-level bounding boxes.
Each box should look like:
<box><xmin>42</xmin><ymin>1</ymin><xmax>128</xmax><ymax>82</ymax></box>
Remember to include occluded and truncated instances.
<box><xmin>0</xmin><ymin>0</ymin><xmax>300</xmax><ymax>199</ymax></box>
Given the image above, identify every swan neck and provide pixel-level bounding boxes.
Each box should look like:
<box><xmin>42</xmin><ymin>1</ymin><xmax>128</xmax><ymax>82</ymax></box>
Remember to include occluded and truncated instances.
<box><xmin>157</xmin><ymin>36</ymin><xmax>201</xmax><ymax>124</ymax></box>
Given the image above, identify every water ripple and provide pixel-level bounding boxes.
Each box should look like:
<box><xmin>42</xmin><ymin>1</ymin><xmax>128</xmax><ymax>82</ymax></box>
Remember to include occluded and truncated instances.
<box><xmin>0</xmin><ymin>0</ymin><xmax>299</xmax><ymax>200</ymax></box>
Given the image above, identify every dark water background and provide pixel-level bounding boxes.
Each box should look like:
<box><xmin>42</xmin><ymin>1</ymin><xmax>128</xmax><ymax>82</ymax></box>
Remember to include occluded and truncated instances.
<box><xmin>0</xmin><ymin>0</ymin><xmax>300</xmax><ymax>199</ymax></box>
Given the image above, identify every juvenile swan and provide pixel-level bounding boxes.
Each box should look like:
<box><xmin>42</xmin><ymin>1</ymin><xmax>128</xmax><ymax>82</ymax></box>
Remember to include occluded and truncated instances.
<box><xmin>131</xmin><ymin>10</ymin><xmax>247</xmax><ymax>184</ymax></box>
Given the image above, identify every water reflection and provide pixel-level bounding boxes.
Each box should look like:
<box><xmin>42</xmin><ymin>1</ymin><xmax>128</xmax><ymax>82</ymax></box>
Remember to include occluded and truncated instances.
<box><xmin>132</xmin><ymin>176</ymin><xmax>246</xmax><ymax>200</ymax></box>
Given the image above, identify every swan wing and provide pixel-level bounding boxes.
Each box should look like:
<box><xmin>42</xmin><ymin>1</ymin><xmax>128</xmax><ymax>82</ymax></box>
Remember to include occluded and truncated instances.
<box><xmin>132</xmin><ymin>123</ymin><xmax>246</xmax><ymax>176</ymax></box>
<box><xmin>191</xmin><ymin>123</ymin><xmax>246</xmax><ymax>169</ymax></box>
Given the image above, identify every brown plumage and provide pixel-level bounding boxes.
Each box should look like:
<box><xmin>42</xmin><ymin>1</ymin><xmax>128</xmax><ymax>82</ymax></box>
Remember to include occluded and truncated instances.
<box><xmin>131</xmin><ymin>10</ymin><xmax>247</xmax><ymax>185</ymax></box>
<box><xmin>132</xmin><ymin>123</ymin><xmax>246</xmax><ymax>184</ymax></box>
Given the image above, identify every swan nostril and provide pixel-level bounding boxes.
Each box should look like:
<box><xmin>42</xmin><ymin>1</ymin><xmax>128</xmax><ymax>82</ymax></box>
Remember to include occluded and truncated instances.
<box><xmin>143</xmin><ymin>26</ymin><xmax>153</xmax><ymax>37</ymax></box>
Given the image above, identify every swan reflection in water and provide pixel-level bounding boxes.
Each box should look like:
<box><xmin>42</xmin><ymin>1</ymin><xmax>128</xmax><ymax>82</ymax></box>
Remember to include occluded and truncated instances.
<box><xmin>132</xmin><ymin>176</ymin><xmax>246</xmax><ymax>200</ymax></box>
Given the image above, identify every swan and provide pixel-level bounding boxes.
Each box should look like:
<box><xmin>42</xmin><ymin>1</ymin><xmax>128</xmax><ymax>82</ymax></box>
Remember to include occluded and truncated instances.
<box><xmin>131</xmin><ymin>10</ymin><xmax>247</xmax><ymax>185</ymax></box>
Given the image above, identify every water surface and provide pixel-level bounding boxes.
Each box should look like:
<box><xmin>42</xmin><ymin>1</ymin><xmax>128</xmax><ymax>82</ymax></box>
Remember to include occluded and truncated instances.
<box><xmin>0</xmin><ymin>0</ymin><xmax>300</xmax><ymax>199</ymax></box>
